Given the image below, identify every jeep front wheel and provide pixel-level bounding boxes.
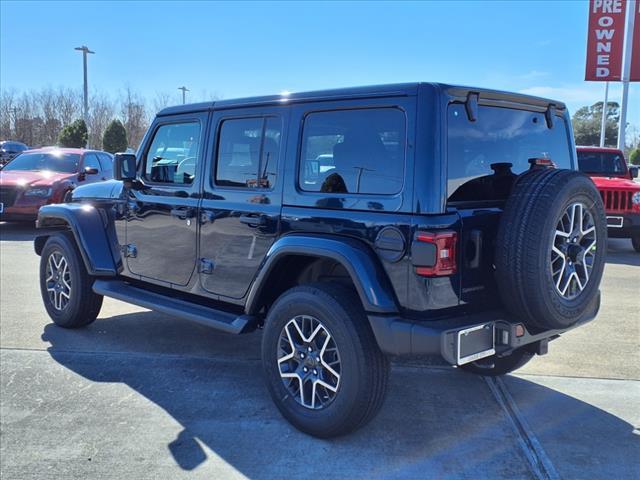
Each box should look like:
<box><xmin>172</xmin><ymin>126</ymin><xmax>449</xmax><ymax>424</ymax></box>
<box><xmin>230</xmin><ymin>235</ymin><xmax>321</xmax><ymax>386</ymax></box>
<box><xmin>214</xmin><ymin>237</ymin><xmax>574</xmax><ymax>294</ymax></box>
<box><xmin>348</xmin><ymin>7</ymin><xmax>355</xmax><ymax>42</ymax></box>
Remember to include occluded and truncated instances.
<box><xmin>632</xmin><ymin>234</ymin><xmax>640</xmax><ymax>253</ymax></box>
<box><xmin>39</xmin><ymin>233</ymin><xmax>103</xmax><ymax>328</ymax></box>
<box><xmin>261</xmin><ymin>283</ymin><xmax>389</xmax><ymax>438</ymax></box>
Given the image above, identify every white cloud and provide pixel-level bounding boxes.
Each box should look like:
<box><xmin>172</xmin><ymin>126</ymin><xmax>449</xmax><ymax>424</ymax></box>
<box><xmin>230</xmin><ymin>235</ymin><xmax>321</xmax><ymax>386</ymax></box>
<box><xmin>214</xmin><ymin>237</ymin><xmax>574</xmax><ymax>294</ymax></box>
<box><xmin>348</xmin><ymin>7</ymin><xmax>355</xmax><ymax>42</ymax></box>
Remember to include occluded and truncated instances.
<box><xmin>518</xmin><ymin>83</ymin><xmax>640</xmax><ymax>143</ymax></box>
<box><xmin>519</xmin><ymin>70</ymin><xmax>550</xmax><ymax>80</ymax></box>
<box><xmin>518</xmin><ymin>84</ymin><xmax>613</xmax><ymax>104</ymax></box>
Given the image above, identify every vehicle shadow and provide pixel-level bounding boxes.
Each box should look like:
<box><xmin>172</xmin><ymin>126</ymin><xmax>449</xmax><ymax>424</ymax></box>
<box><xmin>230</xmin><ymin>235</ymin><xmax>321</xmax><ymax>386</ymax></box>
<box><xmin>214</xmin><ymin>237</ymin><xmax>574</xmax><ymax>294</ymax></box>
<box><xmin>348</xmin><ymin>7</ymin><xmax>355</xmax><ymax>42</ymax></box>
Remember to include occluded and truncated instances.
<box><xmin>0</xmin><ymin>221</ymin><xmax>38</xmax><ymax>241</ymax></box>
<box><xmin>605</xmin><ymin>238</ymin><xmax>640</xmax><ymax>266</ymax></box>
<box><xmin>40</xmin><ymin>312</ymin><xmax>638</xmax><ymax>479</ymax></box>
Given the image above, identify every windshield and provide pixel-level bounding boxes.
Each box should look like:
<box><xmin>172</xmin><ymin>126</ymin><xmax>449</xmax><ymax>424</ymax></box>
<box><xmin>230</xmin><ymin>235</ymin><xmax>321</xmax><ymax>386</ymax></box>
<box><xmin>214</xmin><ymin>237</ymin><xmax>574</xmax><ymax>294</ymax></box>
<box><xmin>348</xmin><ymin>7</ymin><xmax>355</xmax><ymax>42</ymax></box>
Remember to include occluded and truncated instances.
<box><xmin>577</xmin><ymin>151</ymin><xmax>627</xmax><ymax>176</ymax></box>
<box><xmin>1</xmin><ymin>142</ymin><xmax>27</xmax><ymax>152</ymax></box>
<box><xmin>2</xmin><ymin>151</ymin><xmax>80</xmax><ymax>173</ymax></box>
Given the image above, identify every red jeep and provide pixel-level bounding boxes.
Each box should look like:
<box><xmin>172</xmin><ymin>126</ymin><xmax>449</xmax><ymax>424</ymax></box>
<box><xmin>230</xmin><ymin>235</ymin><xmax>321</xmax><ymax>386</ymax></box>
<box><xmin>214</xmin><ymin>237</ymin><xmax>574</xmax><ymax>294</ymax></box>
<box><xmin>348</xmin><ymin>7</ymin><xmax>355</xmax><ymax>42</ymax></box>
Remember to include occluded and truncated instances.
<box><xmin>577</xmin><ymin>146</ymin><xmax>640</xmax><ymax>252</ymax></box>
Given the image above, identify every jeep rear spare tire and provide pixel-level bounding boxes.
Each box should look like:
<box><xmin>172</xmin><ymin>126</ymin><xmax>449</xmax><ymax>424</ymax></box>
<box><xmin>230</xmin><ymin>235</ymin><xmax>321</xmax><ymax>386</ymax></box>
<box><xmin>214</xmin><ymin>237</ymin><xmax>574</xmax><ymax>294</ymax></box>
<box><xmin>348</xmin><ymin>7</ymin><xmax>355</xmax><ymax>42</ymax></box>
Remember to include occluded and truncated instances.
<box><xmin>495</xmin><ymin>169</ymin><xmax>606</xmax><ymax>330</ymax></box>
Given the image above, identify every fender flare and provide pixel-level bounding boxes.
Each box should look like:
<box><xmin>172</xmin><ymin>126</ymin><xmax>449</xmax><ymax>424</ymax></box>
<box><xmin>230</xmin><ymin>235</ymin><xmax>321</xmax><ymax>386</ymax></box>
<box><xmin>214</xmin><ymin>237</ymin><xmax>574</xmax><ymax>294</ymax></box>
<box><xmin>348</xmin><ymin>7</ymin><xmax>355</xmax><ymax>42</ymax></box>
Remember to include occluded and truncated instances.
<box><xmin>35</xmin><ymin>204</ymin><xmax>120</xmax><ymax>276</ymax></box>
<box><xmin>245</xmin><ymin>234</ymin><xmax>399</xmax><ymax>315</ymax></box>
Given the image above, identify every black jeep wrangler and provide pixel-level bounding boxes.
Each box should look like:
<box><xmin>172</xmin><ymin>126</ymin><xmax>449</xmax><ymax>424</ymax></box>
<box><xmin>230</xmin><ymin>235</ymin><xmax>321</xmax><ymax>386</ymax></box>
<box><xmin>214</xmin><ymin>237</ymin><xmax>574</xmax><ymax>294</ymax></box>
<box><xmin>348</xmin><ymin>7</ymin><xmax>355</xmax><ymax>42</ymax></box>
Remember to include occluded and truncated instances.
<box><xmin>34</xmin><ymin>83</ymin><xmax>606</xmax><ymax>438</ymax></box>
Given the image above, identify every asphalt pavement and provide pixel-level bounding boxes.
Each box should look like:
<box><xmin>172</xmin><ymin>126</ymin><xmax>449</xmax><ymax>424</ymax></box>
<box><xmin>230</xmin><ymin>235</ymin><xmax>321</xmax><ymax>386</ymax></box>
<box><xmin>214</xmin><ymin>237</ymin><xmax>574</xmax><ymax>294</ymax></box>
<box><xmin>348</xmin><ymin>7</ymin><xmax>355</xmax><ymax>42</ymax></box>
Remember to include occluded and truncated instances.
<box><xmin>1</xmin><ymin>222</ymin><xmax>638</xmax><ymax>479</ymax></box>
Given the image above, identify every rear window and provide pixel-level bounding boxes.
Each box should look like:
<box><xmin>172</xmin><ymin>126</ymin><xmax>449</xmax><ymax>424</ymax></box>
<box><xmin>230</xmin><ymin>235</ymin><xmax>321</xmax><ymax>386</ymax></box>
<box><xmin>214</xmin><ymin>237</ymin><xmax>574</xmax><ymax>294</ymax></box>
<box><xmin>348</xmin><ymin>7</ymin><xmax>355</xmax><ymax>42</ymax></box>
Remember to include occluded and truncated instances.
<box><xmin>577</xmin><ymin>151</ymin><xmax>627</xmax><ymax>176</ymax></box>
<box><xmin>447</xmin><ymin>104</ymin><xmax>572</xmax><ymax>203</ymax></box>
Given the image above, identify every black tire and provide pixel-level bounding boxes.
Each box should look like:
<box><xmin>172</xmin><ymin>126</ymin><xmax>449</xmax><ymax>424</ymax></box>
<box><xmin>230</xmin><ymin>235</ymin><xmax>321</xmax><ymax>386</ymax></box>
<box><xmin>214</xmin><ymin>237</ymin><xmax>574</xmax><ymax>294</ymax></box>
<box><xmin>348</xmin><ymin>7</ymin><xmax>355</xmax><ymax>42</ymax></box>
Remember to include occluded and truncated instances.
<box><xmin>261</xmin><ymin>283</ymin><xmax>390</xmax><ymax>438</ymax></box>
<box><xmin>39</xmin><ymin>232</ymin><xmax>103</xmax><ymax>328</ymax></box>
<box><xmin>632</xmin><ymin>234</ymin><xmax>640</xmax><ymax>253</ymax></box>
<box><xmin>495</xmin><ymin>168</ymin><xmax>607</xmax><ymax>330</ymax></box>
<box><xmin>459</xmin><ymin>348</ymin><xmax>534</xmax><ymax>376</ymax></box>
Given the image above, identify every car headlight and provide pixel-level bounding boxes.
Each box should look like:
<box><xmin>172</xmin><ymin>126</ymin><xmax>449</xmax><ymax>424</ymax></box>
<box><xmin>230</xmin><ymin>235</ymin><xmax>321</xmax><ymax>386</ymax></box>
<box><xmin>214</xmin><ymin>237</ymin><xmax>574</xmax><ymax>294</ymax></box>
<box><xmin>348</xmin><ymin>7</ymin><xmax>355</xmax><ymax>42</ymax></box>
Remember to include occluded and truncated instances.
<box><xmin>24</xmin><ymin>187</ymin><xmax>52</xmax><ymax>198</ymax></box>
<box><xmin>633</xmin><ymin>192</ymin><xmax>640</xmax><ymax>205</ymax></box>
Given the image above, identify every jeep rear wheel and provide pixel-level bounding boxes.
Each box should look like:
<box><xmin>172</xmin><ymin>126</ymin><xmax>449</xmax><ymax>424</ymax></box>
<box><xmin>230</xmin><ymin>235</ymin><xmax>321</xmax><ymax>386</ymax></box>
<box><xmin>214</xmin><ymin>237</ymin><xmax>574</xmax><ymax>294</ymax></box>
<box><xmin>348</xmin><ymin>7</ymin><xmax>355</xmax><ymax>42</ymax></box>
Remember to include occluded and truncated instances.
<box><xmin>495</xmin><ymin>169</ymin><xmax>607</xmax><ymax>330</ymax></box>
<box><xmin>39</xmin><ymin>233</ymin><xmax>103</xmax><ymax>328</ymax></box>
<box><xmin>261</xmin><ymin>283</ymin><xmax>389</xmax><ymax>438</ymax></box>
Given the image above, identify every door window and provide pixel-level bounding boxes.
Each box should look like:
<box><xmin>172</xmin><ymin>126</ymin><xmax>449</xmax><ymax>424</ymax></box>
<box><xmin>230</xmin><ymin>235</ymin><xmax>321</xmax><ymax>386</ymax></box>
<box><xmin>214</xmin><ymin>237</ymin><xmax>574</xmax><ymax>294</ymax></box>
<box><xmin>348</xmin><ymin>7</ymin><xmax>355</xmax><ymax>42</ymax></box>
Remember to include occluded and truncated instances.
<box><xmin>299</xmin><ymin>108</ymin><xmax>406</xmax><ymax>195</ymax></box>
<box><xmin>97</xmin><ymin>153</ymin><xmax>113</xmax><ymax>171</ymax></box>
<box><xmin>83</xmin><ymin>153</ymin><xmax>101</xmax><ymax>172</ymax></box>
<box><xmin>144</xmin><ymin>122</ymin><xmax>201</xmax><ymax>185</ymax></box>
<box><xmin>215</xmin><ymin>117</ymin><xmax>282</xmax><ymax>189</ymax></box>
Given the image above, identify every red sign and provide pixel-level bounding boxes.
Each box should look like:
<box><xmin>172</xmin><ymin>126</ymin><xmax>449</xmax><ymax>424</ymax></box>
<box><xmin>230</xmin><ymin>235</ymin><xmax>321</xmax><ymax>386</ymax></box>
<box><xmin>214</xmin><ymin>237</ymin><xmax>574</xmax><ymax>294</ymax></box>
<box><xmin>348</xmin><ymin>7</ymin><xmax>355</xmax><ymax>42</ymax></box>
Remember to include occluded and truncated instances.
<box><xmin>630</xmin><ymin>0</ymin><xmax>640</xmax><ymax>81</ymax></box>
<box><xmin>585</xmin><ymin>0</ymin><xmax>627</xmax><ymax>81</ymax></box>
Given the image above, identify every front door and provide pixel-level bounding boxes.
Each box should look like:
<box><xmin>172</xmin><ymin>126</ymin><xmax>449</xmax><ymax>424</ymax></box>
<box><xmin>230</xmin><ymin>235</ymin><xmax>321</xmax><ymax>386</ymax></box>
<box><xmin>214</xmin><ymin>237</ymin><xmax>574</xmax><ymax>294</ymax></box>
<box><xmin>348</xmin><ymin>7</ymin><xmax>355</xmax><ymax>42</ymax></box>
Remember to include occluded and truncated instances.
<box><xmin>125</xmin><ymin>115</ymin><xmax>206</xmax><ymax>286</ymax></box>
<box><xmin>199</xmin><ymin>110</ymin><xmax>286</xmax><ymax>299</ymax></box>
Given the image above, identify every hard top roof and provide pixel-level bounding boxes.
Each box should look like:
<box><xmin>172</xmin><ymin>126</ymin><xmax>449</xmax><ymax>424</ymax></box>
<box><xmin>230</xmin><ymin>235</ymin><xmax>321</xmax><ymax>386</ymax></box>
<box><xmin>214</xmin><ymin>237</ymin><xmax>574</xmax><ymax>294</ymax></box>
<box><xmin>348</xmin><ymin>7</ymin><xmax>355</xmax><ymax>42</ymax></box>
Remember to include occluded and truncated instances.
<box><xmin>157</xmin><ymin>82</ymin><xmax>566</xmax><ymax>116</ymax></box>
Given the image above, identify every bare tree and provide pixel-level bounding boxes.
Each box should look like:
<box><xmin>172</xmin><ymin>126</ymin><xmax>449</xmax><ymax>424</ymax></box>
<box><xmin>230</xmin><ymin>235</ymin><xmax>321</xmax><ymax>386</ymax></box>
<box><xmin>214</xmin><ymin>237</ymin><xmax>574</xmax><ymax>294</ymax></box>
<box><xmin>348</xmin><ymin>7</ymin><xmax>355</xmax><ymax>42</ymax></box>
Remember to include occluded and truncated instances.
<box><xmin>56</xmin><ymin>87</ymin><xmax>81</xmax><ymax>128</ymax></box>
<box><xmin>120</xmin><ymin>87</ymin><xmax>148</xmax><ymax>149</ymax></box>
<box><xmin>152</xmin><ymin>91</ymin><xmax>173</xmax><ymax>115</ymax></box>
<box><xmin>39</xmin><ymin>88</ymin><xmax>61</xmax><ymax>145</ymax></box>
<box><xmin>0</xmin><ymin>89</ymin><xmax>17</xmax><ymax>140</ymax></box>
<box><xmin>87</xmin><ymin>91</ymin><xmax>115</xmax><ymax>149</ymax></box>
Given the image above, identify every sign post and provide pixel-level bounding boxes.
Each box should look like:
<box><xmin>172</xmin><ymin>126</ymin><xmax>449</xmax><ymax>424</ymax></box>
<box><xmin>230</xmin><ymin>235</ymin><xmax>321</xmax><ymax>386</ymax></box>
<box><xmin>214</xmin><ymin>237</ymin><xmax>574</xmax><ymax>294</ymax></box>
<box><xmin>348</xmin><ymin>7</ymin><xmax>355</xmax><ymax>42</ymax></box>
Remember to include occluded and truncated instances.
<box><xmin>600</xmin><ymin>81</ymin><xmax>610</xmax><ymax>146</ymax></box>
<box><xmin>618</xmin><ymin>0</ymin><xmax>638</xmax><ymax>149</ymax></box>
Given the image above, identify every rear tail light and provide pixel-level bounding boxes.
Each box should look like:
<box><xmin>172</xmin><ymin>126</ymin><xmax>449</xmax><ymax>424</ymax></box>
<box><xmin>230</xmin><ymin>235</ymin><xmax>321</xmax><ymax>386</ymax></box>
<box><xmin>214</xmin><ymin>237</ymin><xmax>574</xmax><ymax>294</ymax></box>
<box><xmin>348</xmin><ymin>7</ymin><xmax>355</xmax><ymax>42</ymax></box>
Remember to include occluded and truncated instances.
<box><xmin>413</xmin><ymin>231</ymin><xmax>457</xmax><ymax>277</ymax></box>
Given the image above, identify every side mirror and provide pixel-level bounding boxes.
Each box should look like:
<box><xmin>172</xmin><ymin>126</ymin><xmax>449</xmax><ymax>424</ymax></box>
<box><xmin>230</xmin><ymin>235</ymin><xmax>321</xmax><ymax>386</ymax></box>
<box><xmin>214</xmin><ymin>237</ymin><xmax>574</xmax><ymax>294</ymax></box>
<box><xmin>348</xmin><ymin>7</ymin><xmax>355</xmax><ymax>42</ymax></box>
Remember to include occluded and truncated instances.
<box><xmin>629</xmin><ymin>166</ymin><xmax>638</xmax><ymax>179</ymax></box>
<box><xmin>114</xmin><ymin>153</ymin><xmax>137</xmax><ymax>182</ymax></box>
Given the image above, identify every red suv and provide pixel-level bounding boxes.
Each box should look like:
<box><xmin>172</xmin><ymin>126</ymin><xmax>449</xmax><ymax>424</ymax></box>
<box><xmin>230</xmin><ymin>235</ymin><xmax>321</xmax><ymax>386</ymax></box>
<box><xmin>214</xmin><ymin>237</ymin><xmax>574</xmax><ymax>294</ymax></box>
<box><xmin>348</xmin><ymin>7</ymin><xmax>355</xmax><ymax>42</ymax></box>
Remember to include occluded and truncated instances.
<box><xmin>576</xmin><ymin>146</ymin><xmax>640</xmax><ymax>252</ymax></box>
<box><xmin>0</xmin><ymin>148</ymin><xmax>113</xmax><ymax>222</ymax></box>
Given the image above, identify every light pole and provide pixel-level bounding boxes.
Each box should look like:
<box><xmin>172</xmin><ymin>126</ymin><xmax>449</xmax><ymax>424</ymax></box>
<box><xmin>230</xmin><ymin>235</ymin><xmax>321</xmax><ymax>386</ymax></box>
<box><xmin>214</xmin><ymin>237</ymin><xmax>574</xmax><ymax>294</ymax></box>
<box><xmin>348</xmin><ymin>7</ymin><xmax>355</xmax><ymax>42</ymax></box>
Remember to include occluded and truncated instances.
<box><xmin>178</xmin><ymin>86</ymin><xmax>189</xmax><ymax>104</ymax></box>
<box><xmin>74</xmin><ymin>46</ymin><xmax>95</xmax><ymax>122</ymax></box>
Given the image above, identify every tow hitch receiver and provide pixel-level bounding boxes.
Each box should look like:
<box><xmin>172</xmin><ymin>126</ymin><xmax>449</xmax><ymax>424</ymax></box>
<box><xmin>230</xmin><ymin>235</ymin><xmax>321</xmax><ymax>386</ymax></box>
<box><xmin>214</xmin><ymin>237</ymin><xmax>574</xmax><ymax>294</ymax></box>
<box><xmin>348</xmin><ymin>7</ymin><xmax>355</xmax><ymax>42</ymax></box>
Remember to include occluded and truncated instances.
<box><xmin>456</xmin><ymin>323</ymin><xmax>495</xmax><ymax>365</ymax></box>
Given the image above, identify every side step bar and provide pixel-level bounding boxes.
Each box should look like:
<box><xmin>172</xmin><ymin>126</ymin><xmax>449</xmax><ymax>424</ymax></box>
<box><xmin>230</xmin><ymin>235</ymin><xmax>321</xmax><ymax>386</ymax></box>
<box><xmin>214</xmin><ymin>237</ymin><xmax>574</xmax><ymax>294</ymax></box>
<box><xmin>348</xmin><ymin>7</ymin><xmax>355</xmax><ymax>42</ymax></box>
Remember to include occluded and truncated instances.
<box><xmin>93</xmin><ymin>279</ymin><xmax>257</xmax><ymax>334</ymax></box>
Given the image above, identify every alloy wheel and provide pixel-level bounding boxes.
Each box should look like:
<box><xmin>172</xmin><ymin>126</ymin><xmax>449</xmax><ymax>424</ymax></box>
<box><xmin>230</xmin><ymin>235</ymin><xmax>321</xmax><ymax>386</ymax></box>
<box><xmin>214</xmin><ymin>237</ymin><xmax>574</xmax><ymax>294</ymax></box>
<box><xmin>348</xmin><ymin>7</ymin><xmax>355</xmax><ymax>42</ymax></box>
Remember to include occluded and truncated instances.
<box><xmin>551</xmin><ymin>202</ymin><xmax>597</xmax><ymax>300</ymax></box>
<box><xmin>277</xmin><ymin>315</ymin><xmax>341</xmax><ymax>410</ymax></box>
<box><xmin>45</xmin><ymin>251</ymin><xmax>72</xmax><ymax>311</ymax></box>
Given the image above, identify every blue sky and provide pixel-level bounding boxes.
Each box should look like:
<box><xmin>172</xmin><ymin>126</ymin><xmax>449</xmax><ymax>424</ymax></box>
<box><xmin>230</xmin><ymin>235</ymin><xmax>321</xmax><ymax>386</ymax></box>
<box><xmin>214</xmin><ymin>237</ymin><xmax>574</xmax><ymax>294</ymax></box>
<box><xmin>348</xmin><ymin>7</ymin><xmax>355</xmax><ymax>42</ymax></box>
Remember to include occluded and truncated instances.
<box><xmin>1</xmin><ymin>0</ymin><xmax>638</xmax><ymax>136</ymax></box>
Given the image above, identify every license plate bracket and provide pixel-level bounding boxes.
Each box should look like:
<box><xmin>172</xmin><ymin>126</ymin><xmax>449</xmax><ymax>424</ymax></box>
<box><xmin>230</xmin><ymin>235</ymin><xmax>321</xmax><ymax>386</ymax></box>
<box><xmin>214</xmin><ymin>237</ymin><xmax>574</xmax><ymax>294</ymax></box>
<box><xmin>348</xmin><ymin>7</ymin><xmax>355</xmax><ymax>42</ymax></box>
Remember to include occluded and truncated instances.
<box><xmin>606</xmin><ymin>216</ymin><xmax>623</xmax><ymax>228</ymax></box>
<box><xmin>457</xmin><ymin>322</ymin><xmax>495</xmax><ymax>365</ymax></box>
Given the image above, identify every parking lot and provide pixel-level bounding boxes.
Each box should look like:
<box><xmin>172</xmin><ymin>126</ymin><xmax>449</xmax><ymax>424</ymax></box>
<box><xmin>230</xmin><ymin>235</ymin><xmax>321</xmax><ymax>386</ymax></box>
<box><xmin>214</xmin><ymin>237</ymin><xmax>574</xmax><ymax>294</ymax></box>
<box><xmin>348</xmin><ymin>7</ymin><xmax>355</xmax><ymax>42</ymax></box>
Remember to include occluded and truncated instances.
<box><xmin>1</xmin><ymin>222</ymin><xmax>638</xmax><ymax>479</ymax></box>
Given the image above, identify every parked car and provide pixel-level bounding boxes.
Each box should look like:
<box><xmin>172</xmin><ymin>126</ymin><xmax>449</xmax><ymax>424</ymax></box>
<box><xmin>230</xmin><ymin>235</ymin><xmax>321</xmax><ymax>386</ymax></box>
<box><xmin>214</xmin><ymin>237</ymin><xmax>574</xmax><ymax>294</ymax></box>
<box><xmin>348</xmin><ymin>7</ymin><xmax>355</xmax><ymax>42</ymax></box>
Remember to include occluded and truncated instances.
<box><xmin>34</xmin><ymin>83</ymin><xmax>606</xmax><ymax>437</ymax></box>
<box><xmin>576</xmin><ymin>146</ymin><xmax>640</xmax><ymax>252</ymax></box>
<box><xmin>0</xmin><ymin>147</ymin><xmax>113</xmax><ymax>222</ymax></box>
<box><xmin>0</xmin><ymin>141</ymin><xmax>29</xmax><ymax>165</ymax></box>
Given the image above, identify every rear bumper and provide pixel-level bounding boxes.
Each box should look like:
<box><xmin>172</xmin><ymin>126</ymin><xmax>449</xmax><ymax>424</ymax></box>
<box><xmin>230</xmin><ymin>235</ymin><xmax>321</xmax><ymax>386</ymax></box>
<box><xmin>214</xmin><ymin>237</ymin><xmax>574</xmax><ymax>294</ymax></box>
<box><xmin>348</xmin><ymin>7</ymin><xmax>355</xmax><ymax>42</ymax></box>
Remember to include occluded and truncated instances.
<box><xmin>368</xmin><ymin>292</ymin><xmax>600</xmax><ymax>365</ymax></box>
<box><xmin>606</xmin><ymin>212</ymin><xmax>640</xmax><ymax>238</ymax></box>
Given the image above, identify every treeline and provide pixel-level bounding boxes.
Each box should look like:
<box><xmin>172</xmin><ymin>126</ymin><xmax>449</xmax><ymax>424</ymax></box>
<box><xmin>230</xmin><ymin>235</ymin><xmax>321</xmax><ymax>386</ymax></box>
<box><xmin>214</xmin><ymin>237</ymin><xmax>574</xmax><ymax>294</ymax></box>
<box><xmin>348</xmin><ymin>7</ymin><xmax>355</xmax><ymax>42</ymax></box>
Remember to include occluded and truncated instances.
<box><xmin>0</xmin><ymin>87</ymin><xmax>216</xmax><ymax>150</ymax></box>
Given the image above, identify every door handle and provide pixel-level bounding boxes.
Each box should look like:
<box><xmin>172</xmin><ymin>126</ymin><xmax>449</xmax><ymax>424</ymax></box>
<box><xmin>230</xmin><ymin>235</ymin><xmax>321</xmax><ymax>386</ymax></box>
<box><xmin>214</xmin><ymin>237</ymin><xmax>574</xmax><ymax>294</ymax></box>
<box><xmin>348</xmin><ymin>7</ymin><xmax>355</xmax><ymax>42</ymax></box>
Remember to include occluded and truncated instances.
<box><xmin>239</xmin><ymin>213</ymin><xmax>267</xmax><ymax>227</ymax></box>
<box><xmin>200</xmin><ymin>211</ymin><xmax>216</xmax><ymax>225</ymax></box>
<box><xmin>171</xmin><ymin>208</ymin><xmax>195</xmax><ymax>220</ymax></box>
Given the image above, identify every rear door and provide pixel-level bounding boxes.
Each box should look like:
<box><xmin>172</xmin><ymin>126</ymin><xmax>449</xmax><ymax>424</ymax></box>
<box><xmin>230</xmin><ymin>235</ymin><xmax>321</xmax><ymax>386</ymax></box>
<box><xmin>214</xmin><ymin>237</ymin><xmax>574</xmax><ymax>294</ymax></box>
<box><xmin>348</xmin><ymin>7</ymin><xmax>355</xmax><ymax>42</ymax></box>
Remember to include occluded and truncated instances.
<box><xmin>198</xmin><ymin>107</ymin><xmax>286</xmax><ymax>300</ymax></box>
<box><xmin>125</xmin><ymin>114</ymin><xmax>206</xmax><ymax>286</ymax></box>
<box><xmin>446</xmin><ymin>101</ymin><xmax>574</xmax><ymax>309</ymax></box>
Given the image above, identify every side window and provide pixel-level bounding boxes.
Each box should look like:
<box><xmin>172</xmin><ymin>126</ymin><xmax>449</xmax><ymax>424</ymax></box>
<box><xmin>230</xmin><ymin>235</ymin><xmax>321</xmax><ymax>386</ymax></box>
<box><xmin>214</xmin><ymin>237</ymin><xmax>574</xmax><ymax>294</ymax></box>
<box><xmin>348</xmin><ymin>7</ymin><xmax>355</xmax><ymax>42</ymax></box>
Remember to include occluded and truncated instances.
<box><xmin>98</xmin><ymin>153</ymin><xmax>113</xmax><ymax>172</ymax></box>
<box><xmin>144</xmin><ymin>122</ymin><xmax>201</xmax><ymax>185</ymax></box>
<box><xmin>299</xmin><ymin>108</ymin><xmax>405</xmax><ymax>195</ymax></box>
<box><xmin>215</xmin><ymin>117</ymin><xmax>281</xmax><ymax>188</ymax></box>
<box><xmin>83</xmin><ymin>153</ymin><xmax>101</xmax><ymax>172</ymax></box>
